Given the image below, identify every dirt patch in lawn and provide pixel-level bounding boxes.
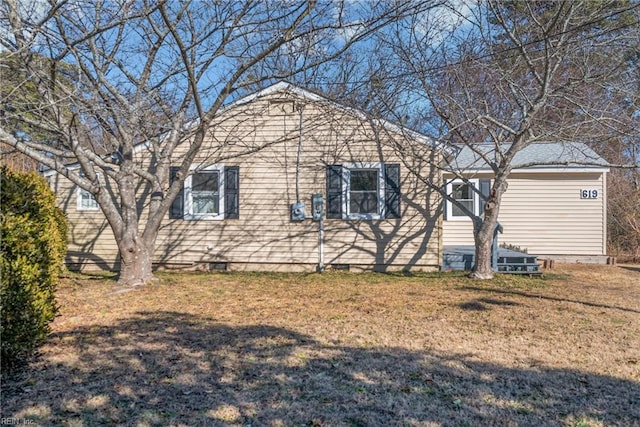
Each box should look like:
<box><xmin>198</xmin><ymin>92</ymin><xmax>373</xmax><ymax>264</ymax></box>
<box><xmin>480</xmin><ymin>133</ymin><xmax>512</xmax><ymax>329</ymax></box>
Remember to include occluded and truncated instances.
<box><xmin>2</xmin><ymin>264</ymin><xmax>639</xmax><ymax>426</ymax></box>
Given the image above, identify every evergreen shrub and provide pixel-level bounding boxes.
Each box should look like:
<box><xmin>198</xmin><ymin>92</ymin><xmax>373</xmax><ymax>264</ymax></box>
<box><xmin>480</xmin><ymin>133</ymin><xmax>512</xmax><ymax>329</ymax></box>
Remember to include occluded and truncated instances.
<box><xmin>1</xmin><ymin>166</ymin><xmax>67</xmax><ymax>371</ymax></box>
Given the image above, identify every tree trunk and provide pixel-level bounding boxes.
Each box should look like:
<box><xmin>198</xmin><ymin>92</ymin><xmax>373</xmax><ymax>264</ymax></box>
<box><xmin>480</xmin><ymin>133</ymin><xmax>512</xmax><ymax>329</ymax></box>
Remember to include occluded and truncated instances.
<box><xmin>470</xmin><ymin>221</ymin><xmax>495</xmax><ymax>279</ymax></box>
<box><xmin>117</xmin><ymin>236</ymin><xmax>155</xmax><ymax>286</ymax></box>
<box><xmin>113</xmin><ymin>168</ymin><xmax>157</xmax><ymax>286</ymax></box>
<box><xmin>469</xmin><ymin>173</ymin><xmax>509</xmax><ymax>280</ymax></box>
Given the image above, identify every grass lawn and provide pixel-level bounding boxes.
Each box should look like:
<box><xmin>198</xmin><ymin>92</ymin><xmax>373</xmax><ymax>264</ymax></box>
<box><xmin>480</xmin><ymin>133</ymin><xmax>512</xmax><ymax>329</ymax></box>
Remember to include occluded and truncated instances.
<box><xmin>2</xmin><ymin>264</ymin><xmax>639</xmax><ymax>426</ymax></box>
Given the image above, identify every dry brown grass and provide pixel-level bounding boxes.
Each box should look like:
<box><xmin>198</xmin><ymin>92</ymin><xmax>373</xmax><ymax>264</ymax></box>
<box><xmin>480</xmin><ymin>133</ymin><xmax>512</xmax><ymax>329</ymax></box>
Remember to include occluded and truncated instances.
<box><xmin>2</xmin><ymin>264</ymin><xmax>639</xmax><ymax>426</ymax></box>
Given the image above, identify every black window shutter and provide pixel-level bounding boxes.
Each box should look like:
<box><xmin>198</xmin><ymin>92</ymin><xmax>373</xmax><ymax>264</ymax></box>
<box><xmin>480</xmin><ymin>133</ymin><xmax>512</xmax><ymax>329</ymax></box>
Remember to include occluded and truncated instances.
<box><xmin>169</xmin><ymin>166</ymin><xmax>184</xmax><ymax>219</ymax></box>
<box><xmin>443</xmin><ymin>190</ymin><xmax>448</xmax><ymax>221</ymax></box>
<box><xmin>224</xmin><ymin>166</ymin><xmax>239</xmax><ymax>219</ymax></box>
<box><xmin>326</xmin><ymin>165</ymin><xmax>343</xmax><ymax>219</ymax></box>
<box><xmin>479</xmin><ymin>179</ymin><xmax>491</xmax><ymax>216</ymax></box>
<box><xmin>384</xmin><ymin>164</ymin><xmax>401</xmax><ymax>219</ymax></box>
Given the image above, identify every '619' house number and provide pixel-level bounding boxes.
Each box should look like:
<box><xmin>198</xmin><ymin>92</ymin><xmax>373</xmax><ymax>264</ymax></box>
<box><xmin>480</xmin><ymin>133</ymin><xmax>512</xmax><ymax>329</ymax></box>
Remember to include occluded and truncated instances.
<box><xmin>580</xmin><ymin>189</ymin><xmax>599</xmax><ymax>199</ymax></box>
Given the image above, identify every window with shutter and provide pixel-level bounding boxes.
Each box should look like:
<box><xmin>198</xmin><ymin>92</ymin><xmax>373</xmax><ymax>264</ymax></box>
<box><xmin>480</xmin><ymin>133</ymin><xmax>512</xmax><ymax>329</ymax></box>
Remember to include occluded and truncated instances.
<box><xmin>170</xmin><ymin>164</ymin><xmax>238</xmax><ymax>220</ymax></box>
<box><xmin>478</xmin><ymin>179</ymin><xmax>491</xmax><ymax>216</ymax></box>
<box><xmin>326</xmin><ymin>163</ymin><xmax>401</xmax><ymax>220</ymax></box>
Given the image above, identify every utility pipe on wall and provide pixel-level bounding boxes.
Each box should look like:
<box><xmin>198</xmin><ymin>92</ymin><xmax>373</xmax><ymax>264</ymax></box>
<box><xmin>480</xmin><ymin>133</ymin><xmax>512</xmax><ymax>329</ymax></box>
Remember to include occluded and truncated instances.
<box><xmin>318</xmin><ymin>217</ymin><xmax>324</xmax><ymax>272</ymax></box>
<box><xmin>295</xmin><ymin>103</ymin><xmax>304</xmax><ymax>203</ymax></box>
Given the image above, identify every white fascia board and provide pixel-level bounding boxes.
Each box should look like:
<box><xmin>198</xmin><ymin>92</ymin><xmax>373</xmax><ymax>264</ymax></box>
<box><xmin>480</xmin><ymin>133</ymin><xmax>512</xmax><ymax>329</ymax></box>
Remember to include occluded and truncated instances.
<box><xmin>232</xmin><ymin>82</ymin><xmax>322</xmax><ymax>106</ymax></box>
<box><xmin>512</xmin><ymin>166</ymin><xmax>610</xmax><ymax>173</ymax></box>
<box><xmin>444</xmin><ymin>166</ymin><xmax>609</xmax><ymax>176</ymax></box>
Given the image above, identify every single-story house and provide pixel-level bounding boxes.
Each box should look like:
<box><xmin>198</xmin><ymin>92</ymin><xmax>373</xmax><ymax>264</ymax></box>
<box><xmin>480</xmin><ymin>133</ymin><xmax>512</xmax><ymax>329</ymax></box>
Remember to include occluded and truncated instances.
<box><xmin>46</xmin><ymin>82</ymin><xmax>443</xmax><ymax>272</ymax></box>
<box><xmin>443</xmin><ymin>144</ymin><xmax>609</xmax><ymax>263</ymax></box>
<box><xmin>45</xmin><ymin>82</ymin><xmax>609</xmax><ymax>272</ymax></box>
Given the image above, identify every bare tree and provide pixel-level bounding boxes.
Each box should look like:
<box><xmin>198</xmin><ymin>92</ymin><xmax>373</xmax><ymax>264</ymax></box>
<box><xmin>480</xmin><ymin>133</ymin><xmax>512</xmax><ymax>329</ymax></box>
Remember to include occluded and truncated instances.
<box><xmin>379</xmin><ymin>0</ymin><xmax>639</xmax><ymax>278</ymax></box>
<box><xmin>0</xmin><ymin>0</ymin><xmax>436</xmax><ymax>285</ymax></box>
<box><xmin>590</xmin><ymin>7</ymin><xmax>640</xmax><ymax>260</ymax></box>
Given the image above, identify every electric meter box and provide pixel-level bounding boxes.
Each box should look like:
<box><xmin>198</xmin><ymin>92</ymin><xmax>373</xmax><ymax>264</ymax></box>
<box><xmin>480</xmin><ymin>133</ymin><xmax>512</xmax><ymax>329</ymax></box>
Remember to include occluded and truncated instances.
<box><xmin>291</xmin><ymin>202</ymin><xmax>306</xmax><ymax>221</ymax></box>
<box><xmin>311</xmin><ymin>193</ymin><xmax>323</xmax><ymax>221</ymax></box>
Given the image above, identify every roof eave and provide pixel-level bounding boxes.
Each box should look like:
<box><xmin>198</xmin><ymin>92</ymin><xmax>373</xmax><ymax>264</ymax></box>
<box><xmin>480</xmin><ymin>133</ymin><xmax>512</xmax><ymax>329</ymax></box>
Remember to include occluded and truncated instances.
<box><xmin>444</xmin><ymin>166</ymin><xmax>610</xmax><ymax>175</ymax></box>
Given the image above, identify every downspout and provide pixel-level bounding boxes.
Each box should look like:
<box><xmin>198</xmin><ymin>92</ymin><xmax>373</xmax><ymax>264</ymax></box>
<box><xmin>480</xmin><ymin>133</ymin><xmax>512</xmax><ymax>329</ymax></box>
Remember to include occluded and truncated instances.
<box><xmin>295</xmin><ymin>103</ymin><xmax>304</xmax><ymax>203</ymax></box>
<box><xmin>318</xmin><ymin>215</ymin><xmax>324</xmax><ymax>272</ymax></box>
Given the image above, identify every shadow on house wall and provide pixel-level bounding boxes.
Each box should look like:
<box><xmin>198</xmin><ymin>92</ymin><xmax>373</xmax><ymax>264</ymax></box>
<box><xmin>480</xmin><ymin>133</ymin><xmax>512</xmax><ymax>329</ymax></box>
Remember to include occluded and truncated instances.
<box><xmin>58</xmin><ymin>90</ymin><xmax>444</xmax><ymax>273</ymax></box>
<box><xmin>154</xmin><ymin>100</ymin><xmax>443</xmax><ymax>272</ymax></box>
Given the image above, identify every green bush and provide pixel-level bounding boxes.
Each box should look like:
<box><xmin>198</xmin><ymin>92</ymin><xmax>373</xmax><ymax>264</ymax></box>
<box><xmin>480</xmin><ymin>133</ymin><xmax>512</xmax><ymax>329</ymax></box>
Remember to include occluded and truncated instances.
<box><xmin>1</xmin><ymin>166</ymin><xmax>67</xmax><ymax>371</ymax></box>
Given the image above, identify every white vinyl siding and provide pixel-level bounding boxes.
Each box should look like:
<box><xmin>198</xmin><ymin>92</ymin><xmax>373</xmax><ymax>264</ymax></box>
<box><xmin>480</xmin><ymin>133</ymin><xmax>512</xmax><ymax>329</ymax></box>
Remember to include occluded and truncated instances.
<box><xmin>47</xmin><ymin>172</ymin><xmax>119</xmax><ymax>270</ymax></box>
<box><xmin>443</xmin><ymin>172</ymin><xmax>606</xmax><ymax>256</ymax></box>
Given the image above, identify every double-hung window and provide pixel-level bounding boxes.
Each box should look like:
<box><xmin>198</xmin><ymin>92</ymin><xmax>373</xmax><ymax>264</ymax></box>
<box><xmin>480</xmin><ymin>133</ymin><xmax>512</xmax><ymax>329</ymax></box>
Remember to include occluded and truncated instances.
<box><xmin>326</xmin><ymin>162</ymin><xmax>401</xmax><ymax>220</ymax></box>
<box><xmin>348</xmin><ymin>168</ymin><xmax>381</xmax><ymax>216</ymax></box>
<box><xmin>185</xmin><ymin>166</ymin><xmax>224</xmax><ymax>220</ymax></box>
<box><xmin>192</xmin><ymin>171</ymin><xmax>220</xmax><ymax>215</ymax></box>
<box><xmin>169</xmin><ymin>164</ymin><xmax>239</xmax><ymax>220</ymax></box>
<box><xmin>77</xmin><ymin>174</ymin><xmax>99</xmax><ymax>211</ymax></box>
<box><xmin>446</xmin><ymin>179</ymin><xmax>481</xmax><ymax>220</ymax></box>
<box><xmin>344</xmin><ymin>163</ymin><xmax>385</xmax><ymax>219</ymax></box>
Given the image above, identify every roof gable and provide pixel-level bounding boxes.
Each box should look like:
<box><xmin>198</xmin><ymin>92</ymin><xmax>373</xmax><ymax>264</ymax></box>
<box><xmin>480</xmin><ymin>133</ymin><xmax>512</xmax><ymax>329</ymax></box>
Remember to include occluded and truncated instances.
<box><xmin>229</xmin><ymin>82</ymin><xmax>441</xmax><ymax>151</ymax></box>
<box><xmin>45</xmin><ymin>82</ymin><xmax>442</xmax><ymax>176</ymax></box>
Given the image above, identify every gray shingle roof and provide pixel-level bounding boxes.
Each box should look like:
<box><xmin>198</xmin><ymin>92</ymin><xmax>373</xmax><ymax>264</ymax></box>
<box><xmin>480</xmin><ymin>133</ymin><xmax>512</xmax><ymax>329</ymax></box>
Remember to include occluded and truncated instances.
<box><xmin>448</xmin><ymin>142</ymin><xmax>609</xmax><ymax>171</ymax></box>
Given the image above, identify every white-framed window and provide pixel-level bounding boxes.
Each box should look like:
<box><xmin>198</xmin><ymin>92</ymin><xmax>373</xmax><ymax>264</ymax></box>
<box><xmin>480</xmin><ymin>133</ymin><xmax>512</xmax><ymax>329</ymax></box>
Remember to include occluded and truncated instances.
<box><xmin>343</xmin><ymin>162</ymin><xmax>385</xmax><ymax>220</ymax></box>
<box><xmin>184</xmin><ymin>165</ymin><xmax>224</xmax><ymax>220</ymax></box>
<box><xmin>76</xmin><ymin>174</ymin><xmax>99</xmax><ymax>211</ymax></box>
<box><xmin>446</xmin><ymin>179</ymin><xmax>479</xmax><ymax>220</ymax></box>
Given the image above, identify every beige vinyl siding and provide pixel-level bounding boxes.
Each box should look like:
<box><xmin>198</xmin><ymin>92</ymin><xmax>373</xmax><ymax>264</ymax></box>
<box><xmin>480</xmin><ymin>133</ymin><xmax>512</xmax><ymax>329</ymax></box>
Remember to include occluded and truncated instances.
<box><xmin>443</xmin><ymin>172</ymin><xmax>606</xmax><ymax>255</ymax></box>
<box><xmin>49</xmin><ymin>173</ymin><xmax>120</xmax><ymax>270</ymax></box>
<box><xmin>55</xmin><ymin>89</ymin><xmax>442</xmax><ymax>271</ymax></box>
<box><xmin>157</xmin><ymin>96</ymin><xmax>441</xmax><ymax>271</ymax></box>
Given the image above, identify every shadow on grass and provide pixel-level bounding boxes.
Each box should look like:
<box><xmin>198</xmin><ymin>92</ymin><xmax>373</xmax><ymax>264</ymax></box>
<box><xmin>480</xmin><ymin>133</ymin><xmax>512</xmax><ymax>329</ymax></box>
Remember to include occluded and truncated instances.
<box><xmin>62</xmin><ymin>270</ymin><xmax>119</xmax><ymax>281</ymax></box>
<box><xmin>461</xmin><ymin>286</ymin><xmax>640</xmax><ymax>315</ymax></box>
<box><xmin>459</xmin><ymin>297</ymin><xmax>522</xmax><ymax>311</ymax></box>
<box><xmin>2</xmin><ymin>311</ymin><xmax>638</xmax><ymax>426</ymax></box>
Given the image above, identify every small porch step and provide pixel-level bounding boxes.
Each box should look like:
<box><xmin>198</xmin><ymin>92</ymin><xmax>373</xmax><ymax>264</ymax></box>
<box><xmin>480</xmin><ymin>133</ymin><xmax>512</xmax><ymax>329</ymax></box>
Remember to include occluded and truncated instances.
<box><xmin>443</xmin><ymin>246</ymin><xmax>541</xmax><ymax>275</ymax></box>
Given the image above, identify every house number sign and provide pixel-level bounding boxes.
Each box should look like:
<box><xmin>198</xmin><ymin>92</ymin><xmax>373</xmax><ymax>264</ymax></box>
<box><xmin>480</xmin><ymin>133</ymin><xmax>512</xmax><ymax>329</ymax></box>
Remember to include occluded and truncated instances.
<box><xmin>580</xmin><ymin>189</ymin><xmax>598</xmax><ymax>199</ymax></box>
